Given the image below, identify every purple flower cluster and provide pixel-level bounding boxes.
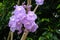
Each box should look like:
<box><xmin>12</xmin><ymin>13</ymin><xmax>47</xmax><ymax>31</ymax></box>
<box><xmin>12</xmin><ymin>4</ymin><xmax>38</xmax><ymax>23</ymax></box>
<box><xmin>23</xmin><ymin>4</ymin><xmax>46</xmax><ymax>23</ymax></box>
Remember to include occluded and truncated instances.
<box><xmin>35</xmin><ymin>0</ymin><xmax>44</xmax><ymax>5</ymax></box>
<box><xmin>22</xmin><ymin>11</ymin><xmax>38</xmax><ymax>32</ymax></box>
<box><xmin>8</xmin><ymin>5</ymin><xmax>38</xmax><ymax>34</ymax></box>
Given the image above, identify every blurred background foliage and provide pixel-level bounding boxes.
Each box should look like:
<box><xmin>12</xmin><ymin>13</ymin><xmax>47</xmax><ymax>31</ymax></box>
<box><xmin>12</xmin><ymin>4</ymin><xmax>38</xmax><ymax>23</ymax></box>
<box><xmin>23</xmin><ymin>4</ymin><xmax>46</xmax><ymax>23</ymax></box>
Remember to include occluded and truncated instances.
<box><xmin>0</xmin><ymin>0</ymin><xmax>60</xmax><ymax>40</ymax></box>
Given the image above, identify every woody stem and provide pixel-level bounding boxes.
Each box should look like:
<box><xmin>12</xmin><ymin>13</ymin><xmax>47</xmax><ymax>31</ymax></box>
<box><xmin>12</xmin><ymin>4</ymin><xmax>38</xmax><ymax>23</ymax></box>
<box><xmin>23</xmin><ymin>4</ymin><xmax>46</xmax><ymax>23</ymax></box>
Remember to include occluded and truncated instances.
<box><xmin>33</xmin><ymin>5</ymin><xmax>39</xmax><ymax>12</ymax></box>
<box><xmin>20</xmin><ymin>0</ymin><xmax>31</xmax><ymax>40</ymax></box>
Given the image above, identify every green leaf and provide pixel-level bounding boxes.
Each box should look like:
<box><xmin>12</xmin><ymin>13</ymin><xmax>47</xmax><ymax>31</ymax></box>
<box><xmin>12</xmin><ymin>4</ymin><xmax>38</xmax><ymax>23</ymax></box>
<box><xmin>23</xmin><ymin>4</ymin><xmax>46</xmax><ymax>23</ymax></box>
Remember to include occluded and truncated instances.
<box><xmin>38</xmin><ymin>37</ymin><xmax>45</xmax><ymax>40</ymax></box>
<box><xmin>42</xmin><ymin>31</ymin><xmax>48</xmax><ymax>36</ymax></box>
<box><xmin>57</xmin><ymin>24</ymin><xmax>60</xmax><ymax>27</ymax></box>
<box><xmin>56</xmin><ymin>29</ymin><xmax>60</xmax><ymax>34</ymax></box>
<box><xmin>0</xmin><ymin>2</ymin><xmax>2</xmax><ymax>6</ymax></box>
<box><xmin>42</xmin><ymin>32</ymin><xmax>53</xmax><ymax>39</ymax></box>
<box><xmin>56</xmin><ymin>4</ymin><xmax>60</xmax><ymax>9</ymax></box>
<box><xmin>27</xmin><ymin>38</ymin><xmax>33</xmax><ymax>40</ymax></box>
<box><xmin>53</xmin><ymin>35</ymin><xmax>59</xmax><ymax>40</ymax></box>
<box><xmin>46</xmin><ymin>32</ymin><xmax>53</xmax><ymax>39</ymax></box>
<box><xmin>40</xmin><ymin>18</ymin><xmax>50</xmax><ymax>22</ymax></box>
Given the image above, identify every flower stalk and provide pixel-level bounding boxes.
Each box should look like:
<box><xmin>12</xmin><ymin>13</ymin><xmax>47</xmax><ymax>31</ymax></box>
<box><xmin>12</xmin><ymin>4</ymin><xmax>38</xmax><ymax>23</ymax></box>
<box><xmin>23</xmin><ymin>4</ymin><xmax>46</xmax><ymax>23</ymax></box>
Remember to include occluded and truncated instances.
<box><xmin>8</xmin><ymin>0</ymin><xmax>43</xmax><ymax>40</ymax></box>
<box><xmin>20</xmin><ymin>29</ymin><xmax>29</xmax><ymax>40</ymax></box>
<box><xmin>7</xmin><ymin>0</ymin><xmax>20</xmax><ymax>40</ymax></box>
<box><xmin>17</xmin><ymin>0</ymin><xmax>20</xmax><ymax>5</ymax></box>
<box><xmin>11</xmin><ymin>32</ymin><xmax>13</xmax><ymax>40</ymax></box>
<box><xmin>7</xmin><ymin>31</ymin><xmax>11</xmax><ymax>40</ymax></box>
<box><xmin>33</xmin><ymin>5</ymin><xmax>39</xmax><ymax>12</ymax></box>
<box><xmin>20</xmin><ymin>0</ymin><xmax>31</xmax><ymax>40</ymax></box>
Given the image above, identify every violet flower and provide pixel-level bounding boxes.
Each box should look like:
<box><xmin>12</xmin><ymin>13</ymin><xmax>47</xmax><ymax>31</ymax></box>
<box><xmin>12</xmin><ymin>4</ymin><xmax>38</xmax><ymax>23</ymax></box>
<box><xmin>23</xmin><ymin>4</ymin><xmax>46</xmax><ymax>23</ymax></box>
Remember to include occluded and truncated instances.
<box><xmin>29</xmin><ymin>22</ymin><xmax>38</xmax><ymax>32</ymax></box>
<box><xmin>12</xmin><ymin>5</ymin><xmax>26</xmax><ymax>15</ymax></box>
<box><xmin>35</xmin><ymin>0</ymin><xmax>44</xmax><ymax>5</ymax></box>
<box><xmin>8</xmin><ymin>15</ymin><xmax>23</xmax><ymax>33</ymax></box>
<box><xmin>23</xmin><ymin>20</ymin><xmax>38</xmax><ymax>32</ymax></box>
<box><xmin>27</xmin><ymin>11</ymin><xmax>37</xmax><ymax>21</ymax></box>
<box><xmin>8</xmin><ymin>4</ymin><xmax>38</xmax><ymax>33</ymax></box>
<box><xmin>22</xmin><ymin>11</ymin><xmax>38</xmax><ymax>32</ymax></box>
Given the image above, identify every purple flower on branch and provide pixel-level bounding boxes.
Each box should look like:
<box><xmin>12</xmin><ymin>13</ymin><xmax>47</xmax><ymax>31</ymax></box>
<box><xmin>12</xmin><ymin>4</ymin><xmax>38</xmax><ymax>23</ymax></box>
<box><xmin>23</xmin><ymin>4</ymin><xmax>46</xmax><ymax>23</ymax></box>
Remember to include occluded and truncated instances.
<box><xmin>8</xmin><ymin>5</ymin><xmax>38</xmax><ymax>33</ymax></box>
<box><xmin>24</xmin><ymin>21</ymin><xmax>38</xmax><ymax>32</ymax></box>
<box><xmin>35</xmin><ymin>0</ymin><xmax>44</xmax><ymax>5</ymax></box>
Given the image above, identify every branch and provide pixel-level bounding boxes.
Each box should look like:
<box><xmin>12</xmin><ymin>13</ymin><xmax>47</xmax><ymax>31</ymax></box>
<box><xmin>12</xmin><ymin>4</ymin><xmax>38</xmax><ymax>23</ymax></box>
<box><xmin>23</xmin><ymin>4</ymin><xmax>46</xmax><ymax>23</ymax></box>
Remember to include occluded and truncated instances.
<box><xmin>17</xmin><ymin>0</ymin><xmax>20</xmax><ymax>5</ymax></box>
<box><xmin>11</xmin><ymin>32</ymin><xmax>13</xmax><ymax>40</ymax></box>
<box><xmin>20</xmin><ymin>0</ymin><xmax>31</xmax><ymax>40</ymax></box>
<box><xmin>33</xmin><ymin>5</ymin><xmax>39</xmax><ymax>12</ymax></box>
<box><xmin>20</xmin><ymin>29</ymin><xmax>29</xmax><ymax>40</ymax></box>
<box><xmin>7</xmin><ymin>31</ymin><xmax>11</xmax><ymax>40</ymax></box>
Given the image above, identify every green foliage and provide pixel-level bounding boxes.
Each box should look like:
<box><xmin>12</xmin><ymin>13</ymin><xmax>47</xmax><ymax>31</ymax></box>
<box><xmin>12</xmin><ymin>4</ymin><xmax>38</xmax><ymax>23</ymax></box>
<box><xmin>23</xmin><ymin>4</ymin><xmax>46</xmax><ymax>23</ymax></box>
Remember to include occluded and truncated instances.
<box><xmin>57</xmin><ymin>4</ymin><xmax>60</xmax><ymax>9</ymax></box>
<box><xmin>38</xmin><ymin>37</ymin><xmax>46</xmax><ymax>40</ymax></box>
<box><xmin>0</xmin><ymin>0</ymin><xmax>60</xmax><ymax>40</ymax></box>
<box><xmin>27</xmin><ymin>37</ymin><xmax>33</xmax><ymax>40</ymax></box>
